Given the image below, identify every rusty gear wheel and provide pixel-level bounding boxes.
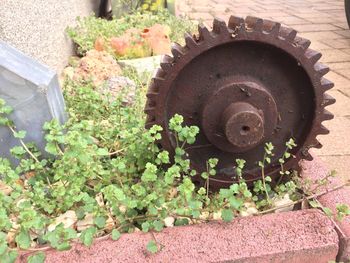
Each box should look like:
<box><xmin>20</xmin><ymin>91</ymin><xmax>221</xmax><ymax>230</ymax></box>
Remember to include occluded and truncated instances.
<box><xmin>145</xmin><ymin>16</ymin><xmax>335</xmax><ymax>188</ymax></box>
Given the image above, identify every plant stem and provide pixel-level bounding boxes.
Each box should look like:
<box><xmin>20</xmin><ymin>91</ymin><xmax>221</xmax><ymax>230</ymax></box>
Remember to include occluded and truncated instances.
<box><xmin>261</xmin><ymin>154</ymin><xmax>270</xmax><ymax>203</ymax></box>
<box><xmin>8</xmin><ymin>125</ymin><xmax>40</xmax><ymax>163</ymax></box>
<box><xmin>258</xmin><ymin>181</ymin><xmax>349</xmax><ymax>215</ymax></box>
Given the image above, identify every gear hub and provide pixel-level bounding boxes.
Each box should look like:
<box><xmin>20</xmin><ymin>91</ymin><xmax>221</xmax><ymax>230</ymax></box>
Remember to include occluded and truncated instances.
<box><xmin>145</xmin><ymin>16</ymin><xmax>335</xmax><ymax>189</ymax></box>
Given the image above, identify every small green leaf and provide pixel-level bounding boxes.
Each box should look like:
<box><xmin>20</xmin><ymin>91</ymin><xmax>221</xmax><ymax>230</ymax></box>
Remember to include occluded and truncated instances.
<box><xmin>111</xmin><ymin>229</ymin><xmax>121</xmax><ymax>240</ymax></box>
<box><xmin>146</xmin><ymin>240</ymin><xmax>158</xmax><ymax>254</ymax></box>
<box><xmin>153</xmin><ymin>220</ymin><xmax>164</xmax><ymax>232</ymax></box>
<box><xmin>28</xmin><ymin>252</ymin><xmax>46</xmax><ymax>263</ymax></box>
<box><xmin>141</xmin><ymin>222</ymin><xmax>150</xmax><ymax>232</ymax></box>
<box><xmin>13</xmin><ymin>130</ymin><xmax>26</xmax><ymax>139</ymax></box>
<box><xmin>15</xmin><ymin>229</ymin><xmax>31</xmax><ymax>249</ymax></box>
<box><xmin>221</xmin><ymin>209</ymin><xmax>233</xmax><ymax>222</ymax></box>
<box><xmin>80</xmin><ymin>227</ymin><xmax>97</xmax><ymax>247</ymax></box>
<box><xmin>94</xmin><ymin>216</ymin><xmax>106</xmax><ymax>229</ymax></box>
<box><xmin>96</xmin><ymin>148</ymin><xmax>109</xmax><ymax>156</ymax></box>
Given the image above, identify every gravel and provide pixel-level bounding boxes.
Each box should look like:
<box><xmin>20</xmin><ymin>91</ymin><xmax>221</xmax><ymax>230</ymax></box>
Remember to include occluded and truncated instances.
<box><xmin>0</xmin><ymin>0</ymin><xmax>99</xmax><ymax>73</ymax></box>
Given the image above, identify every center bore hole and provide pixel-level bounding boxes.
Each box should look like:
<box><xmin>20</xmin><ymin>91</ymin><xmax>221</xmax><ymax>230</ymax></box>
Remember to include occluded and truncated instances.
<box><xmin>240</xmin><ymin>125</ymin><xmax>250</xmax><ymax>135</ymax></box>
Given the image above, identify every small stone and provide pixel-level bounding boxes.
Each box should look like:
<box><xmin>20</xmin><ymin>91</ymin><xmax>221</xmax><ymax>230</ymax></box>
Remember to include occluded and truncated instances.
<box><xmin>246</xmin><ymin>207</ymin><xmax>258</xmax><ymax>215</ymax></box>
<box><xmin>62</xmin><ymin>66</ymin><xmax>74</xmax><ymax>80</ymax></box>
<box><xmin>0</xmin><ymin>181</ymin><xmax>12</xmax><ymax>195</ymax></box>
<box><xmin>95</xmin><ymin>193</ymin><xmax>104</xmax><ymax>207</ymax></box>
<box><xmin>104</xmin><ymin>76</ymin><xmax>136</xmax><ymax>105</ymax></box>
<box><xmin>164</xmin><ymin>216</ymin><xmax>175</xmax><ymax>227</ymax></box>
<box><xmin>273</xmin><ymin>194</ymin><xmax>294</xmax><ymax>213</ymax></box>
<box><xmin>212</xmin><ymin>211</ymin><xmax>222</xmax><ymax>220</ymax></box>
<box><xmin>72</xmin><ymin>50</ymin><xmax>122</xmax><ymax>86</ymax></box>
<box><xmin>168</xmin><ymin>187</ymin><xmax>178</xmax><ymax>199</ymax></box>
<box><xmin>118</xmin><ymin>55</ymin><xmax>162</xmax><ymax>76</ymax></box>
<box><xmin>76</xmin><ymin>213</ymin><xmax>94</xmax><ymax>232</ymax></box>
<box><xmin>7</xmin><ymin>221</ymin><xmax>19</xmax><ymax>247</ymax></box>
<box><xmin>133</xmin><ymin>227</ymin><xmax>141</xmax><ymax>232</ymax></box>
<box><xmin>105</xmin><ymin>215</ymin><xmax>115</xmax><ymax>231</ymax></box>
<box><xmin>118</xmin><ymin>205</ymin><xmax>127</xmax><ymax>214</ymax></box>
<box><xmin>48</xmin><ymin>210</ymin><xmax>77</xmax><ymax>232</ymax></box>
<box><xmin>240</xmin><ymin>211</ymin><xmax>249</xmax><ymax>217</ymax></box>
<box><xmin>199</xmin><ymin>211</ymin><xmax>209</xmax><ymax>220</ymax></box>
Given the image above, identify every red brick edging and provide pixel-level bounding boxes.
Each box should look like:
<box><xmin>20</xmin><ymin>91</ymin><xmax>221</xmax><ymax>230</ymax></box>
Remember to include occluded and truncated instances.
<box><xmin>18</xmin><ymin>157</ymin><xmax>350</xmax><ymax>263</ymax></box>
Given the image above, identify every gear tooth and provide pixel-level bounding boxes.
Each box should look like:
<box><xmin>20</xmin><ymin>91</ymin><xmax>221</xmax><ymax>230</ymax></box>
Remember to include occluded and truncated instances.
<box><xmin>319</xmin><ymin>124</ymin><xmax>330</xmax><ymax>134</ymax></box>
<box><xmin>160</xmin><ymin>54</ymin><xmax>173</xmax><ymax>71</ymax></box>
<box><xmin>269</xmin><ymin>22</ymin><xmax>281</xmax><ymax>37</ymax></box>
<box><xmin>161</xmin><ymin>54</ymin><xmax>174</xmax><ymax>64</ymax></box>
<box><xmin>312</xmin><ymin>138</ymin><xmax>323</xmax><ymax>149</ymax></box>
<box><xmin>144</xmin><ymin>106</ymin><xmax>156</xmax><ymax>114</ymax></box>
<box><xmin>149</xmin><ymin>76</ymin><xmax>164</xmax><ymax>93</ymax></box>
<box><xmin>294</xmin><ymin>36</ymin><xmax>311</xmax><ymax>50</ymax></box>
<box><xmin>228</xmin><ymin>15</ymin><xmax>245</xmax><ymax>30</ymax></box>
<box><xmin>301</xmin><ymin>145</ymin><xmax>314</xmax><ymax>160</ymax></box>
<box><xmin>146</xmin><ymin>92</ymin><xmax>158</xmax><ymax>99</ymax></box>
<box><xmin>261</xmin><ymin>19</ymin><xmax>277</xmax><ymax>32</ymax></box>
<box><xmin>314</xmin><ymin>62</ymin><xmax>329</xmax><ymax>76</ymax></box>
<box><xmin>145</xmin><ymin>120</ymin><xmax>157</xmax><ymax>129</ymax></box>
<box><xmin>320</xmin><ymin>78</ymin><xmax>334</xmax><ymax>91</ymax></box>
<box><xmin>305</xmin><ymin>49</ymin><xmax>322</xmax><ymax>65</ymax></box>
<box><xmin>212</xmin><ymin>17</ymin><xmax>229</xmax><ymax>35</ymax></box>
<box><xmin>321</xmin><ymin>109</ymin><xmax>334</xmax><ymax>121</ymax></box>
<box><xmin>155</xmin><ymin>68</ymin><xmax>166</xmax><ymax>78</ymax></box>
<box><xmin>184</xmin><ymin>32</ymin><xmax>198</xmax><ymax>49</ymax></box>
<box><xmin>279</xmin><ymin>27</ymin><xmax>297</xmax><ymax>42</ymax></box>
<box><xmin>245</xmin><ymin>16</ymin><xmax>263</xmax><ymax>32</ymax></box>
<box><xmin>171</xmin><ymin>43</ymin><xmax>186</xmax><ymax>60</ymax></box>
<box><xmin>323</xmin><ymin>93</ymin><xmax>336</xmax><ymax>106</ymax></box>
<box><xmin>304</xmin><ymin>153</ymin><xmax>314</xmax><ymax>161</ymax></box>
<box><xmin>198</xmin><ymin>23</ymin><xmax>212</xmax><ymax>40</ymax></box>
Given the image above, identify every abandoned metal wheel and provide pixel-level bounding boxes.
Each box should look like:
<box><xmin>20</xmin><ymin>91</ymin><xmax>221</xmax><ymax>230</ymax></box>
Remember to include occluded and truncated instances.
<box><xmin>145</xmin><ymin>16</ymin><xmax>335</xmax><ymax>189</ymax></box>
<box><xmin>346</xmin><ymin>0</ymin><xmax>350</xmax><ymax>28</ymax></box>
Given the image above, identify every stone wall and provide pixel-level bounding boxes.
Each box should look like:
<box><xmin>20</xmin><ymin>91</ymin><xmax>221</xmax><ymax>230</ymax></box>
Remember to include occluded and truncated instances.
<box><xmin>0</xmin><ymin>0</ymin><xmax>99</xmax><ymax>73</ymax></box>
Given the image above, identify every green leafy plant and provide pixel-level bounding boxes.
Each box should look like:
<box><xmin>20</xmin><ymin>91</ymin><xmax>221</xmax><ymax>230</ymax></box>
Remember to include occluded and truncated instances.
<box><xmin>0</xmin><ymin>68</ymin><xmax>348</xmax><ymax>262</ymax></box>
<box><xmin>67</xmin><ymin>9</ymin><xmax>196</xmax><ymax>57</ymax></box>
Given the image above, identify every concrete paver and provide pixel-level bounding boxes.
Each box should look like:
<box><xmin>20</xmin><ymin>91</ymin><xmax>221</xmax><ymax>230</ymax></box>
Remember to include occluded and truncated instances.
<box><xmin>177</xmin><ymin>0</ymin><xmax>350</xmax><ymax>181</ymax></box>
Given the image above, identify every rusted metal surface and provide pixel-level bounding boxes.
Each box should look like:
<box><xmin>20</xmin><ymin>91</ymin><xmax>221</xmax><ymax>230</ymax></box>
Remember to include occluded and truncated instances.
<box><xmin>145</xmin><ymin>16</ymin><xmax>335</xmax><ymax>189</ymax></box>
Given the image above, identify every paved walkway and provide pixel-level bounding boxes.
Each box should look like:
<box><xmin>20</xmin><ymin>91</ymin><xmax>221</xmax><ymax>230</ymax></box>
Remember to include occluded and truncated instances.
<box><xmin>177</xmin><ymin>0</ymin><xmax>350</xmax><ymax>181</ymax></box>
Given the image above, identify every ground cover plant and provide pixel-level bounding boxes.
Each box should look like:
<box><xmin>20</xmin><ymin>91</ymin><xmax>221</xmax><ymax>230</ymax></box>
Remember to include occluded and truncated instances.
<box><xmin>0</xmin><ymin>8</ymin><xmax>349</xmax><ymax>263</ymax></box>
<box><xmin>67</xmin><ymin>9</ymin><xmax>196</xmax><ymax>58</ymax></box>
<box><xmin>0</xmin><ymin>66</ymin><xmax>348</xmax><ymax>262</ymax></box>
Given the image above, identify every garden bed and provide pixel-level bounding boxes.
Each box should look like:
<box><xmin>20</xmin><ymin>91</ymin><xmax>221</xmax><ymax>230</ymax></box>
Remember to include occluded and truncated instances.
<box><xmin>17</xmin><ymin>157</ymin><xmax>350</xmax><ymax>263</ymax></box>
<box><xmin>0</xmin><ymin>8</ymin><xmax>349</xmax><ymax>263</ymax></box>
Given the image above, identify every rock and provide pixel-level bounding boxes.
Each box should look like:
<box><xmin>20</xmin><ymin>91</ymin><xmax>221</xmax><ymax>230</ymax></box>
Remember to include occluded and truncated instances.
<box><xmin>167</xmin><ymin>187</ymin><xmax>178</xmax><ymax>199</ymax></box>
<box><xmin>95</xmin><ymin>193</ymin><xmax>104</xmax><ymax>207</ymax></box>
<box><xmin>105</xmin><ymin>215</ymin><xmax>115</xmax><ymax>231</ymax></box>
<box><xmin>62</xmin><ymin>66</ymin><xmax>74</xmax><ymax>80</ymax></box>
<box><xmin>141</xmin><ymin>24</ymin><xmax>172</xmax><ymax>55</ymax></box>
<box><xmin>0</xmin><ymin>41</ymin><xmax>66</xmax><ymax>165</ymax></box>
<box><xmin>240</xmin><ymin>207</ymin><xmax>258</xmax><ymax>217</ymax></box>
<box><xmin>164</xmin><ymin>216</ymin><xmax>175</xmax><ymax>227</ymax></box>
<box><xmin>199</xmin><ymin>211</ymin><xmax>209</xmax><ymax>220</ymax></box>
<box><xmin>104</xmin><ymin>76</ymin><xmax>136</xmax><ymax>105</ymax></box>
<box><xmin>48</xmin><ymin>210</ymin><xmax>77</xmax><ymax>232</ymax></box>
<box><xmin>273</xmin><ymin>194</ymin><xmax>294</xmax><ymax>213</ymax></box>
<box><xmin>70</xmin><ymin>50</ymin><xmax>122</xmax><ymax>86</ymax></box>
<box><xmin>0</xmin><ymin>181</ymin><xmax>12</xmax><ymax>195</ymax></box>
<box><xmin>7</xmin><ymin>221</ymin><xmax>19</xmax><ymax>247</ymax></box>
<box><xmin>118</xmin><ymin>55</ymin><xmax>162</xmax><ymax>76</ymax></box>
<box><xmin>110</xmin><ymin>28</ymin><xmax>151</xmax><ymax>58</ymax></box>
<box><xmin>76</xmin><ymin>213</ymin><xmax>94</xmax><ymax>232</ymax></box>
<box><xmin>212</xmin><ymin>211</ymin><xmax>222</xmax><ymax>220</ymax></box>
